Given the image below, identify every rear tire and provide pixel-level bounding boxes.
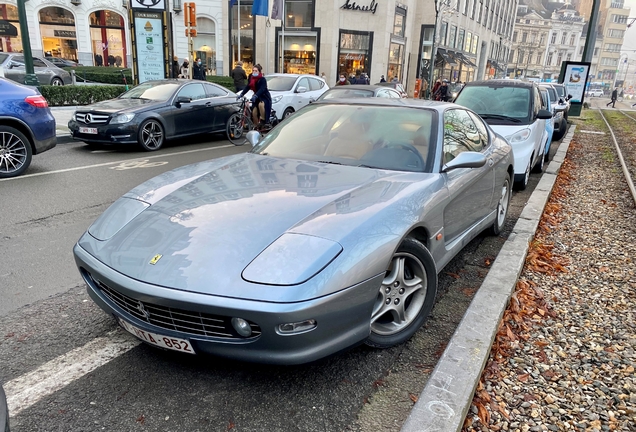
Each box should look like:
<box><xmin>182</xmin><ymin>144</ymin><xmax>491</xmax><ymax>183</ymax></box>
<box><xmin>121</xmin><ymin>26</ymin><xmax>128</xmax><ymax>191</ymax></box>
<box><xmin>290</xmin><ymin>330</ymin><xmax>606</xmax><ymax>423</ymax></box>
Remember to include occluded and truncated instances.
<box><xmin>0</xmin><ymin>125</ymin><xmax>33</xmax><ymax>178</ymax></box>
<box><xmin>50</xmin><ymin>77</ymin><xmax>64</xmax><ymax>86</ymax></box>
<box><xmin>365</xmin><ymin>237</ymin><xmax>437</xmax><ymax>349</ymax></box>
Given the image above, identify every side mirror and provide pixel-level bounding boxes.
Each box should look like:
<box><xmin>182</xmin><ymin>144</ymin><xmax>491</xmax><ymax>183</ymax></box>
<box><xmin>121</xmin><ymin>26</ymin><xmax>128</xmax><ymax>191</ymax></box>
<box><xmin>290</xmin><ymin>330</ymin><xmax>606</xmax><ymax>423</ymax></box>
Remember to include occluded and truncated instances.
<box><xmin>558</xmin><ymin>98</ymin><xmax>565</xmax><ymax>105</ymax></box>
<box><xmin>537</xmin><ymin>109</ymin><xmax>553</xmax><ymax>120</ymax></box>
<box><xmin>295</xmin><ymin>86</ymin><xmax>307</xmax><ymax>94</ymax></box>
<box><xmin>176</xmin><ymin>96</ymin><xmax>191</xmax><ymax>105</ymax></box>
<box><xmin>442</xmin><ymin>151</ymin><xmax>487</xmax><ymax>172</ymax></box>
<box><xmin>245</xmin><ymin>130</ymin><xmax>261</xmax><ymax>147</ymax></box>
<box><xmin>9</xmin><ymin>61</ymin><xmax>22</xmax><ymax>69</ymax></box>
<box><xmin>567</xmin><ymin>94</ymin><xmax>573</xmax><ymax>100</ymax></box>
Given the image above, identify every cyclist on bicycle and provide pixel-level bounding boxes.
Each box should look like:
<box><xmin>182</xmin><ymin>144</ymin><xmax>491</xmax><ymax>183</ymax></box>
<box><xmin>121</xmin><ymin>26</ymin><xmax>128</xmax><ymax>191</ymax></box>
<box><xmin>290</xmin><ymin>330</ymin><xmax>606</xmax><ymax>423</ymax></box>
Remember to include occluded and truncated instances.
<box><xmin>237</xmin><ymin>64</ymin><xmax>272</xmax><ymax>127</ymax></box>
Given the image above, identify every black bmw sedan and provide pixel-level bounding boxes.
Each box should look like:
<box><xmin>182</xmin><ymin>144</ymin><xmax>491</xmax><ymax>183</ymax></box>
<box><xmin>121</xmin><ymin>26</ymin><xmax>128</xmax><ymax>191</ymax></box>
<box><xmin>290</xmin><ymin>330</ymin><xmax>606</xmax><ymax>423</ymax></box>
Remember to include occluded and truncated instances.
<box><xmin>68</xmin><ymin>79</ymin><xmax>239</xmax><ymax>151</ymax></box>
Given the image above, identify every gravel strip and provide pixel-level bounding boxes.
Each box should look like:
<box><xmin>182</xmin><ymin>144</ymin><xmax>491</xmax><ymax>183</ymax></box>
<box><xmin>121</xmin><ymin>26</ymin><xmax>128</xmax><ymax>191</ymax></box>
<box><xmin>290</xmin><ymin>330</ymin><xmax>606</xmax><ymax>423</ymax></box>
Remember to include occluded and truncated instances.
<box><xmin>463</xmin><ymin>111</ymin><xmax>636</xmax><ymax>432</ymax></box>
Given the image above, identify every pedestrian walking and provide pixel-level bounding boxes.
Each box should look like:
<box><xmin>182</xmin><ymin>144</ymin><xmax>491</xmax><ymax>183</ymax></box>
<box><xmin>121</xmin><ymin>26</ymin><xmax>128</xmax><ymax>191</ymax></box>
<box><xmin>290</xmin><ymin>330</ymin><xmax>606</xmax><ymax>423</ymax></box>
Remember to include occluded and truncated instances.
<box><xmin>172</xmin><ymin>56</ymin><xmax>180</xmax><ymax>78</ymax></box>
<box><xmin>230</xmin><ymin>61</ymin><xmax>247</xmax><ymax>93</ymax></box>
<box><xmin>336</xmin><ymin>73</ymin><xmax>350</xmax><ymax>85</ymax></box>
<box><xmin>435</xmin><ymin>79</ymin><xmax>450</xmax><ymax>102</ymax></box>
<box><xmin>380</xmin><ymin>75</ymin><xmax>386</xmax><ymax>83</ymax></box>
<box><xmin>431</xmin><ymin>79</ymin><xmax>442</xmax><ymax>101</ymax></box>
<box><xmin>606</xmin><ymin>88</ymin><xmax>618</xmax><ymax>108</ymax></box>
<box><xmin>193</xmin><ymin>58</ymin><xmax>206</xmax><ymax>80</ymax></box>
<box><xmin>180</xmin><ymin>59</ymin><xmax>189</xmax><ymax>78</ymax></box>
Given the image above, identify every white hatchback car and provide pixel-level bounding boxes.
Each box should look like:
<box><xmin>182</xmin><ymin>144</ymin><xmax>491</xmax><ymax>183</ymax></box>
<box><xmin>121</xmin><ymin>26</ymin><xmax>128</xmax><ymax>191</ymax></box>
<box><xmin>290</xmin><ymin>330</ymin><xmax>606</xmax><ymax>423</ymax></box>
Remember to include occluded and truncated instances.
<box><xmin>454</xmin><ymin>80</ymin><xmax>553</xmax><ymax>190</ymax></box>
<box><xmin>243</xmin><ymin>74</ymin><xmax>329</xmax><ymax>120</ymax></box>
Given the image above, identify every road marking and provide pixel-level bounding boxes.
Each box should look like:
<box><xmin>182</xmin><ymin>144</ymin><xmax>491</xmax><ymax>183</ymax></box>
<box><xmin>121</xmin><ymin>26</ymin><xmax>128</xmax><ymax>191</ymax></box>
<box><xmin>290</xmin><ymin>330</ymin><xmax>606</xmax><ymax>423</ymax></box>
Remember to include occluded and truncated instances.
<box><xmin>0</xmin><ymin>144</ymin><xmax>235</xmax><ymax>182</ymax></box>
<box><xmin>4</xmin><ymin>329</ymin><xmax>140</xmax><ymax>417</ymax></box>
<box><xmin>109</xmin><ymin>160</ymin><xmax>170</xmax><ymax>170</ymax></box>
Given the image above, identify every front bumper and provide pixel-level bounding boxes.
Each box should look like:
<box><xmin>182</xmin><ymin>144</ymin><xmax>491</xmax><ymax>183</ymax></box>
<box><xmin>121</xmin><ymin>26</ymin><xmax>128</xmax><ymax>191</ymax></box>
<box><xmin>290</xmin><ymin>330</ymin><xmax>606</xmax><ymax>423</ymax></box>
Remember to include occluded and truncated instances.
<box><xmin>74</xmin><ymin>243</ymin><xmax>381</xmax><ymax>365</ymax></box>
<box><xmin>68</xmin><ymin>119</ymin><xmax>138</xmax><ymax>144</ymax></box>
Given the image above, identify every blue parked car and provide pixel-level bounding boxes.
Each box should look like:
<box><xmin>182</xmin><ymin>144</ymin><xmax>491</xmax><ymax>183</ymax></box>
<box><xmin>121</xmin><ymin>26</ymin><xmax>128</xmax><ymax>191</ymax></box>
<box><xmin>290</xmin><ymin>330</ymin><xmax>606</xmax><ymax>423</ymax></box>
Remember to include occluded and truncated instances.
<box><xmin>539</xmin><ymin>86</ymin><xmax>554</xmax><ymax>162</ymax></box>
<box><xmin>0</xmin><ymin>77</ymin><xmax>56</xmax><ymax>178</ymax></box>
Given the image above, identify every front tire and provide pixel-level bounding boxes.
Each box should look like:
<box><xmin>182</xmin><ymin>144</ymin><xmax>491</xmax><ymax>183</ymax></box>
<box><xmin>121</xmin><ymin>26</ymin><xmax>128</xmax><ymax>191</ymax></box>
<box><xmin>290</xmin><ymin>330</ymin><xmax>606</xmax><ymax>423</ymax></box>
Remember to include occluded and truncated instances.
<box><xmin>0</xmin><ymin>125</ymin><xmax>33</xmax><ymax>178</ymax></box>
<box><xmin>489</xmin><ymin>172</ymin><xmax>512</xmax><ymax>236</ymax></box>
<box><xmin>514</xmin><ymin>160</ymin><xmax>530</xmax><ymax>191</ymax></box>
<box><xmin>366</xmin><ymin>237</ymin><xmax>437</xmax><ymax>349</ymax></box>
<box><xmin>226</xmin><ymin>113</ymin><xmax>254</xmax><ymax>145</ymax></box>
<box><xmin>552</xmin><ymin>118</ymin><xmax>567</xmax><ymax>141</ymax></box>
<box><xmin>138</xmin><ymin>119</ymin><xmax>164</xmax><ymax>151</ymax></box>
<box><xmin>282</xmin><ymin>107</ymin><xmax>294</xmax><ymax>119</ymax></box>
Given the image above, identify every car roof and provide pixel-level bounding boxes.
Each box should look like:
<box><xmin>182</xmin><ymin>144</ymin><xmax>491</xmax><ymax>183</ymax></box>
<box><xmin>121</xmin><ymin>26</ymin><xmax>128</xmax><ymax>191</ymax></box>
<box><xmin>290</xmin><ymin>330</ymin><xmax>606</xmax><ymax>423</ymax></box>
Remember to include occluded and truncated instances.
<box><xmin>464</xmin><ymin>79</ymin><xmax>535</xmax><ymax>89</ymax></box>
<box><xmin>326</xmin><ymin>84</ymin><xmax>388</xmax><ymax>91</ymax></box>
<box><xmin>311</xmin><ymin>97</ymin><xmax>454</xmax><ymax>112</ymax></box>
<box><xmin>266</xmin><ymin>73</ymin><xmax>325</xmax><ymax>80</ymax></box>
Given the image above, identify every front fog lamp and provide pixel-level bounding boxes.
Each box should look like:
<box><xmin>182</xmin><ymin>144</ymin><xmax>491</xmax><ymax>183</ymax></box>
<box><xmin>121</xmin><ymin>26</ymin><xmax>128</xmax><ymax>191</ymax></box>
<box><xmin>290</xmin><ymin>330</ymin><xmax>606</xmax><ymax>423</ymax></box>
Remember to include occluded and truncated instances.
<box><xmin>278</xmin><ymin>319</ymin><xmax>317</xmax><ymax>335</ymax></box>
<box><xmin>231</xmin><ymin>317</ymin><xmax>252</xmax><ymax>337</ymax></box>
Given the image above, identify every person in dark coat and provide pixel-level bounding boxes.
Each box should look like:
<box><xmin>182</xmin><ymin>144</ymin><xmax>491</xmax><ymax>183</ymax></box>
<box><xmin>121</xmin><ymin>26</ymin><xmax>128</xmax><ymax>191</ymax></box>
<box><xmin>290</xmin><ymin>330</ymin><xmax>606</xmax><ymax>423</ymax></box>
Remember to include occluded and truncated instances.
<box><xmin>606</xmin><ymin>88</ymin><xmax>618</xmax><ymax>108</ymax></box>
<box><xmin>193</xmin><ymin>58</ymin><xmax>206</xmax><ymax>80</ymax></box>
<box><xmin>379</xmin><ymin>74</ymin><xmax>386</xmax><ymax>83</ymax></box>
<box><xmin>431</xmin><ymin>79</ymin><xmax>442</xmax><ymax>100</ymax></box>
<box><xmin>230</xmin><ymin>61</ymin><xmax>248</xmax><ymax>92</ymax></box>
<box><xmin>435</xmin><ymin>79</ymin><xmax>450</xmax><ymax>101</ymax></box>
<box><xmin>238</xmin><ymin>63</ymin><xmax>272</xmax><ymax>126</ymax></box>
<box><xmin>172</xmin><ymin>56</ymin><xmax>180</xmax><ymax>78</ymax></box>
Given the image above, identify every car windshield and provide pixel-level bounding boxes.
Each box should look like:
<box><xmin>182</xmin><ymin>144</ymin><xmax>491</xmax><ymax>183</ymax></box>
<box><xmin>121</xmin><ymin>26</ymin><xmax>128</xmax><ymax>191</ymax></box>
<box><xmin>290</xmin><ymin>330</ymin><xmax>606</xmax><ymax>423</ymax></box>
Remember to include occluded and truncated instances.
<box><xmin>251</xmin><ymin>104</ymin><xmax>435</xmax><ymax>173</ymax></box>
<box><xmin>543</xmin><ymin>86</ymin><xmax>557</xmax><ymax>102</ymax></box>
<box><xmin>0</xmin><ymin>53</ymin><xmax>8</xmax><ymax>64</ymax></box>
<box><xmin>553</xmin><ymin>85</ymin><xmax>566</xmax><ymax>97</ymax></box>
<box><xmin>265</xmin><ymin>76</ymin><xmax>297</xmax><ymax>91</ymax></box>
<box><xmin>119</xmin><ymin>82</ymin><xmax>180</xmax><ymax>101</ymax></box>
<box><xmin>455</xmin><ymin>85</ymin><xmax>531</xmax><ymax>124</ymax></box>
<box><xmin>320</xmin><ymin>89</ymin><xmax>375</xmax><ymax>100</ymax></box>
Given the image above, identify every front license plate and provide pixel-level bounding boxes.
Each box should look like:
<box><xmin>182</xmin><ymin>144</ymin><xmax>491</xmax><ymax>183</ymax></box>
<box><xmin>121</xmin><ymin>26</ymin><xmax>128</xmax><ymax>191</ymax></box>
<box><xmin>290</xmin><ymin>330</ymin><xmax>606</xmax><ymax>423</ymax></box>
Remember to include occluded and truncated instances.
<box><xmin>118</xmin><ymin>317</ymin><xmax>195</xmax><ymax>354</ymax></box>
<box><xmin>79</xmin><ymin>127</ymin><xmax>98</xmax><ymax>134</ymax></box>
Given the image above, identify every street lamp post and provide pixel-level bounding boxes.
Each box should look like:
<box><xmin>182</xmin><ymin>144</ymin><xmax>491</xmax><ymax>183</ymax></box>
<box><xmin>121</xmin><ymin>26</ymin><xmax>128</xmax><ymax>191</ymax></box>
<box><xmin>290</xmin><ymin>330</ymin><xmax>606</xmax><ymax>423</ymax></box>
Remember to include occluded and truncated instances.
<box><xmin>16</xmin><ymin>0</ymin><xmax>39</xmax><ymax>86</ymax></box>
<box><xmin>426</xmin><ymin>0</ymin><xmax>457</xmax><ymax>99</ymax></box>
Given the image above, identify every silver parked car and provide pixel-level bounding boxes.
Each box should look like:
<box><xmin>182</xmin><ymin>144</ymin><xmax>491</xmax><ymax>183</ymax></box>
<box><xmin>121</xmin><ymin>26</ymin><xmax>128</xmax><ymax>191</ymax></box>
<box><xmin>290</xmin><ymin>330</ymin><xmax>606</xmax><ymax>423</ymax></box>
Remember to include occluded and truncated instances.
<box><xmin>74</xmin><ymin>99</ymin><xmax>514</xmax><ymax>365</ymax></box>
<box><xmin>1</xmin><ymin>384</ymin><xmax>8</xmax><ymax>432</ymax></box>
<box><xmin>0</xmin><ymin>53</ymin><xmax>72</xmax><ymax>86</ymax></box>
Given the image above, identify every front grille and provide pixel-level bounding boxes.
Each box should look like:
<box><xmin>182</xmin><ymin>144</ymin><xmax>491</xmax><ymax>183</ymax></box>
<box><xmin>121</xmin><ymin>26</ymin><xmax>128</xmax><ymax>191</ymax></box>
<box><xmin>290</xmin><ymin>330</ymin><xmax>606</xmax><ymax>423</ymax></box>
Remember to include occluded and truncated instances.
<box><xmin>94</xmin><ymin>278</ymin><xmax>261</xmax><ymax>339</ymax></box>
<box><xmin>75</xmin><ymin>112</ymin><xmax>110</xmax><ymax>125</ymax></box>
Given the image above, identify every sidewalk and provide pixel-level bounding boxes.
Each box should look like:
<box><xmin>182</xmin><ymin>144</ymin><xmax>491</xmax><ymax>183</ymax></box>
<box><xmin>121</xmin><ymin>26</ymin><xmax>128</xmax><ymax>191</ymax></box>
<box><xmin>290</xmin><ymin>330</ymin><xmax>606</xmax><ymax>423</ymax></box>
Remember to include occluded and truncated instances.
<box><xmin>50</xmin><ymin>106</ymin><xmax>77</xmax><ymax>144</ymax></box>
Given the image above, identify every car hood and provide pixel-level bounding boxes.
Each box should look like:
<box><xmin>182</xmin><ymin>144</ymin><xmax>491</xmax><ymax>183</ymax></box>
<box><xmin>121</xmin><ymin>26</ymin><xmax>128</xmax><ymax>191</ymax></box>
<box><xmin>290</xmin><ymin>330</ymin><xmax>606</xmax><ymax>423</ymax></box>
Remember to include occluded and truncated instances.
<box><xmin>78</xmin><ymin>153</ymin><xmax>413</xmax><ymax>299</ymax></box>
<box><xmin>79</xmin><ymin>98</ymin><xmax>165</xmax><ymax>114</ymax></box>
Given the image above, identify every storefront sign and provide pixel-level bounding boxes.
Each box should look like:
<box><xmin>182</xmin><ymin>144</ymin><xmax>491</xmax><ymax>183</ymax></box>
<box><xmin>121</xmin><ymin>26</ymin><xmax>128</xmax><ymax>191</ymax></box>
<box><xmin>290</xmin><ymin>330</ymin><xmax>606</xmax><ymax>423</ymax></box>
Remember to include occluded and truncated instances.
<box><xmin>343</xmin><ymin>52</ymin><xmax>365</xmax><ymax>61</ymax></box>
<box><xmin>53</xmin><ymin>30</ymin><xmax>77</xmax><ymax>38</ymax></box>
<box><xmin>132</xmin><ymin>0</ymin><xmax>166</xmax><ymax>10</ymax></box>
<box><xmin>0</xmin><ymin>20</ymin><xmax>17</xmax><ymax>37</ymax></box>
<box><xmin>134</xmin><ymin>11</ymin><xmax>165</xmax><ymax>83</ymax></box>
<box><xmin>341</xmin><ymin>0</ymin><xmax>378</xmax><ymax>14</ymax></box>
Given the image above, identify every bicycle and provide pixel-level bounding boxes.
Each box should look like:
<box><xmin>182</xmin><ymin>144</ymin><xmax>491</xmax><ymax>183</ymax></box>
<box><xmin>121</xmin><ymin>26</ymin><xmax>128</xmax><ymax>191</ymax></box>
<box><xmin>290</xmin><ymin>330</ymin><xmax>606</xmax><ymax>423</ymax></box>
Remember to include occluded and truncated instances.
<box><xmin>226</xmin><ymin>97</ymin><xmax>279</xmax><ymax>145</ymax></box>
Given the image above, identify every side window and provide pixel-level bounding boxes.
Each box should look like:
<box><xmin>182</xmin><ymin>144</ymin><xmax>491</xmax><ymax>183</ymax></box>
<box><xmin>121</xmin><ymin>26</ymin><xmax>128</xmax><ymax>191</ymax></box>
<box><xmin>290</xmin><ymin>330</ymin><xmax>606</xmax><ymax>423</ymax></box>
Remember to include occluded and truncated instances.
<box><xmin>443</xmin><ymin>109</ymin><xmax>483</xmax><ymax>163</ymax></box>
<box><xmin>533</xmin><ymin>87</ymin><xmax>541</xmax><ymax>116</ymax></box>
<box><xmin>308</xmin><ymin>78</ymin><xmax>324</xmax><ymax>91</ymax></box>
<box><xmin>12</xmin><ymin>56</ymin><xmax>25</xmax><ymax>65</ymax></box>
<box><xmin>32</xmin><ymin>58</ymin><xmax>48</xmax><ymax>67</ymax></box>
<box><xmin>177</xmin><ymin>83</ymin><xmax>206</xmax><ymax>101</ymax></box>
<box><xmin>467</xmin><ymin>111</ymin><xmax>490</xmax><ymax>149</ymax></box>
<box><xmin>296</xmin><ymin>77</ymin><xmax>310</xmax><ymax>92</ymax></box>
<box><xmin>205</xmin><ymin>83</ymin><xmax>228</xmax><ymax>97</ymax></box>
<box><xmin>389</xmin><ymin>90</ymin><xmax>402</xmax><ymax>98</ymax></box>
<box><xmin>376</xmin><ymin>89</ymin><xmax>391</xmax><ymax>98</ymax></box>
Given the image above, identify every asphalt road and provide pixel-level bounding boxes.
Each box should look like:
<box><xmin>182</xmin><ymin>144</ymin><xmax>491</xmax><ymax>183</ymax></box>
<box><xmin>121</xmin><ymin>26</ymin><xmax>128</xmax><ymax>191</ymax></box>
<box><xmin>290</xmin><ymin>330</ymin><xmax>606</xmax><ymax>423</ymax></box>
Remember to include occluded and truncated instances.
<box><xmin>0</xmin><ymin>133</ymin><xmax>560</xmax><ymax>432</ymax></box>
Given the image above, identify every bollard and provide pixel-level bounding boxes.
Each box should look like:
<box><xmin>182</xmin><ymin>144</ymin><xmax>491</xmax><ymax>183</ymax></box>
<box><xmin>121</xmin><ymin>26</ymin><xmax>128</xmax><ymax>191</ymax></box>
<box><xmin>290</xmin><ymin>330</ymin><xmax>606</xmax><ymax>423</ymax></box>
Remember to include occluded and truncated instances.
<box><xmin>70</xmin><ymin>69</ymin><xmax>76</xmax><ymax>85</ymax></box>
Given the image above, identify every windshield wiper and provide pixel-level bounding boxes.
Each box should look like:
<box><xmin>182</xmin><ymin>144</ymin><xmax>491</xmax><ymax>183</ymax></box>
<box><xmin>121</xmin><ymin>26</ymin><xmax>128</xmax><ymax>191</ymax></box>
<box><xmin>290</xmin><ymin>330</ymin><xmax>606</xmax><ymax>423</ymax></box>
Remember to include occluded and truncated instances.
<box><xmin>479</xmin><ymin>114</ymin><xmax>522</xmax><ymax>123</ymax></box>
<box><xmin>316</xmin><ymin>160</ymin><xmax>345</xmax><ymax>165</ymax></box>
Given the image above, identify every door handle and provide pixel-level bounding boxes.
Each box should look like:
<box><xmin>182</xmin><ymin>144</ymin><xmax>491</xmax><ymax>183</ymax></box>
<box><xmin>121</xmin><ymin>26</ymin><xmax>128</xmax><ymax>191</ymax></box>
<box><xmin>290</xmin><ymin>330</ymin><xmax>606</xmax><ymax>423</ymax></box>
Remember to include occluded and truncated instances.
<box><xmin>488</xmin><ymin>159</ymin><xmax>494</xmax><ymax>167</ymax></box>
<box><xmin>205</xmin><ymin>102</ymin><xmax>213</xmax><ymax>107</ymax></box>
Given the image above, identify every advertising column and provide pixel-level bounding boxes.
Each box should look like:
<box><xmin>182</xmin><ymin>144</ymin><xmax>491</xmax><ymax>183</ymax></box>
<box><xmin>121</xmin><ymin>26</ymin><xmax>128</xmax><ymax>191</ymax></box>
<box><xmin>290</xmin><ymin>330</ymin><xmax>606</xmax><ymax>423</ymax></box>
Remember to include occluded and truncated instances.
<box><xmin>559</xmin><ymin>61</ymin><xmax>591</xmax><ymax>117</ymax></box>
<box><xmin>129</xmin><ymin>0</ymin><xmax>170</xmax><ymax>84</ymax></box>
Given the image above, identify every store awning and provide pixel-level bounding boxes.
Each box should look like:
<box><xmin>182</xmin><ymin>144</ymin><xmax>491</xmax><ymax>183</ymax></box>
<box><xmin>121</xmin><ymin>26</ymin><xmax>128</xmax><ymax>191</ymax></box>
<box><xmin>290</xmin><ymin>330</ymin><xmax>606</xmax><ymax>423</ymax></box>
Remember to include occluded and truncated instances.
<box><xmin>455</xmin><ymin>52</ymin><xmax>477</xmax><ymax>68</ymax></box>
<box><xmin>0</xmin><ymin>20</ymin><xmax>18</xmax><ymax>37</ymax></box>
<box><xmin>436</xmin><ymin>49</ymin><xmax>457</xmax><ymax>66</ymax></box>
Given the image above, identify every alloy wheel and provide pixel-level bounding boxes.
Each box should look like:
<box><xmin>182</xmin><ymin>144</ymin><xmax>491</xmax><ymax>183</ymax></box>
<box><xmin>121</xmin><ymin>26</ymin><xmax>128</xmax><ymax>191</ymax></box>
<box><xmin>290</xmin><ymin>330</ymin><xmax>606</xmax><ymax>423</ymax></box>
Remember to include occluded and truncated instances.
<box><xmin>140</xmin><ymin>120</ymin><xmax>164</xmax><ymax>151</ymax></box>
<box><xmin>0</xmin><ymin>130</ymin><xmax>31</xmax><ymax>178</ymax></box>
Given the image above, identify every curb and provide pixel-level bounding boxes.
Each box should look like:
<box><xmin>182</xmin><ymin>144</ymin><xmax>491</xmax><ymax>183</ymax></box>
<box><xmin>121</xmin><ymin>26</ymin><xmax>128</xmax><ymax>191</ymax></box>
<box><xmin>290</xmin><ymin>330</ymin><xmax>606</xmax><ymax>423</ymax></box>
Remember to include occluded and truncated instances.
<box><xmin>400</xmin><ymin>125</ymin><xmax>577</xmax><ymax>432</ymax></box>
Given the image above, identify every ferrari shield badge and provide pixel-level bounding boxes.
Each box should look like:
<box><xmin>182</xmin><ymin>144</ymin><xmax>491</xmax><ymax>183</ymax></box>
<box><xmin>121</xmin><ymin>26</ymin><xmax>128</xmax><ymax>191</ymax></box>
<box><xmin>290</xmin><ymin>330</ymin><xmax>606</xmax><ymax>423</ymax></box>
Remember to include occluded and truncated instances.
<box><xmin>149</xmin><ymin>254</ymin><xmax>162</xmax><ymax>265</ymax></box>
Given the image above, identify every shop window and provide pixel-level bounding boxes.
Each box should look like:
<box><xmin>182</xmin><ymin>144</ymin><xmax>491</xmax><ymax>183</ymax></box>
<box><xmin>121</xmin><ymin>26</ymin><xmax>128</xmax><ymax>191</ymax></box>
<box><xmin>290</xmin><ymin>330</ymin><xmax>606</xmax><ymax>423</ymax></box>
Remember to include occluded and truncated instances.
<box><xmin>280</xmin><ymin>34</ymin><xmax>317</xmax><ymax>75</ymax></box>
<box><xmin>388</xmin><ymin>42</ymin><xmax>404</xmax><ymax>82</ymax></box>
<box><xmin>230</xmin><ymin>2</ymin><xmax>254</xmax><ymax>71</ymax></box>
<box><xmin>285</xmin><ymin>0</ymin><xmax>313</xmax><ymax>29</ymax></box>
<box><xmin>89</xmin><ymin>10</ymin><xmax>125</xmax><ymax>67</ymax></box>
<box><xmin>393</xmin><ymin>6</ymin><xmax>406</xmax><ymax>38</ymax></box>
<box><xmin>195</xmin><ymin>17</ymin><xmax>216</xmax><ymax>75</ymax></box>
<box><xmin>39</xmin><ymin>7</ymin><xmax>78</xmax><ymax>62</ymax></box>
<box><xmin>338</xmin><ymin>30</ymin><xmax>372</xmax><ymax>78</ymax></box>
<box><xmin>0</xmin><ymin>4</ymin><xmax>21</xmax><ymax>52</ymax></box>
